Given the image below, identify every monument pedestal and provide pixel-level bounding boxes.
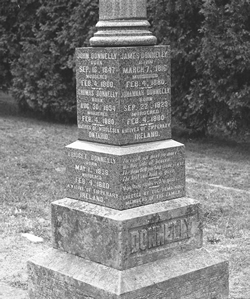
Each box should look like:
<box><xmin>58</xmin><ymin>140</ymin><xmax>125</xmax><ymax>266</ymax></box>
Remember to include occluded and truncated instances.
<box><xmin>65</xmin><ymin>140</ymin><xmax>185</xmax><ymax>210</ymax></box>
<box><xmin>28</xmin><ymin>0</ymin><xmax>229</xmax><ymax>297</ymax></box>
<box><xmin>51</xmin><ymin>197</ymin><xmax>202</xmax><ymax>270</ymax></box>
<box><xmin>28</xmin><ymin>247</ymin><xmax>228</xmax><ymax>299</ymax></box>
<box><xmin>28</xmin><ymin>197</ymin><xmax>229</xmax><ymax>298</ymax></box>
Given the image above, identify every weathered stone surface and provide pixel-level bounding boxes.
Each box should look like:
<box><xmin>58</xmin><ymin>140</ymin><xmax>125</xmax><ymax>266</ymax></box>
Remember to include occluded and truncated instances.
<box><xmin>66</xmin><ymin>139</ymin><xmax>185</xmax><ymax>210</ymax></box>
<box><xmin>99</xmin><ymin>0</ymin><xmax>147</xmax><ymax>20</ymax></box>
<box><xmin>90</xmin><ymin>0</ymin><xmax>157</xmax><ymax>46</ymax></box>
<box><xmin>76</xmin><ymin>46</ymin><xmax>171</xmax><ymax>145</ymax></box>
<box><xmin>28</xmin><ymin>0</ymin><xmax>230</xmax><ymax>297</ymax></box>
<box><xmin>52</xmin><ymin>197</ymin><xmax>202</xmax><ymax>270</ymax></box>
<box><xmin>28</xmin><ymin>247</ymin><xmax>229</xmax><ymax>299</ymax></box>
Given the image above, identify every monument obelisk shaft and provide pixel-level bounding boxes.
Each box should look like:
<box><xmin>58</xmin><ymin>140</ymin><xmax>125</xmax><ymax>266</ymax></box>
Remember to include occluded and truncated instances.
<box><xmin>28</xmin><ymin>1</ymin><xmax>229</xmax><ymax>298</ymax></box>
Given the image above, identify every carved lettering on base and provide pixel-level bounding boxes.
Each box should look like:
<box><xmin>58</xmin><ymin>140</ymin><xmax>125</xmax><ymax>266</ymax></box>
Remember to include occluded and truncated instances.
<box><xmin>129</xmin><ymin>217</ymin><xmax>193</xmax><ymax>254</ymax></box>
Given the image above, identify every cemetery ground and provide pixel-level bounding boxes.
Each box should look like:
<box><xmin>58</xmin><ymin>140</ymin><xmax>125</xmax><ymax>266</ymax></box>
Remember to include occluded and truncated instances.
<box><xmin>0</xmin><ymin>93</ymin><xmax>250</xmax><ymax>299</ymax></box>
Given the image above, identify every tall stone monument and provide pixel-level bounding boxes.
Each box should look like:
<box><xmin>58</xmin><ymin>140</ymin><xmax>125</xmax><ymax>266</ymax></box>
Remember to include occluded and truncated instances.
<box><xmin>28</xmin><ymin>1</ymin><xmax>229</xmax><ymax>298</ymax></box>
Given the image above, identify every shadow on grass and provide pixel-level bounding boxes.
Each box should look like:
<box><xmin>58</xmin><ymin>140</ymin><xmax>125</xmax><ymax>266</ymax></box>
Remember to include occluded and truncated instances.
<box><xmin>0</xmin><ymin>92</ymin><xmax>50</xmax><ymax>121</ymax></box>
<box><xmin>0</xmin><ymin>92</ymin><xmax>19</xmax><ymax>116</ymax></box>
<box><xmin>0</xmin><ymin>92</ymin><xmax>77</xmax><ymax>125</ymax></box>
<box><xmin>172</xmin><ymin>122</ymin><xmax>250</xmax><ymax>161</ymax></box>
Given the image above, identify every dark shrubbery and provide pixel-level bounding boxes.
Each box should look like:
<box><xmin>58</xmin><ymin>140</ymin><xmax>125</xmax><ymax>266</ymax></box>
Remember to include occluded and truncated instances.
<box><xmin>188</xmin><ymin>0</ymin><xmax>250</xmax><ymax>135</ymax></box>
<box><xmin>1</xmin><ymin>0</ymin><xmax>98</xmax><ymax>122</ymax></box>
<box><xmin>149</xmin><ymin>0</ymin><xmax>250</xmax><ymax>135</ymax></box>
<box><xmin>1</xmin><ymin>0</ymin><xmax>250</xmax><ymax>133</ymax></box>
<box><xmin>148</xmin><ymin>0</ymin><xmax>204</xmax><ymax>132</ymax></box>
<box><xmin>0</xmin><ymin>0</ymin><xmax>40</xmax><ymax>92</ymax></box>
<box><xmin>12</xmin><ymin>0</ymin><xmax>98</xmax><ymax>122</ymax></box>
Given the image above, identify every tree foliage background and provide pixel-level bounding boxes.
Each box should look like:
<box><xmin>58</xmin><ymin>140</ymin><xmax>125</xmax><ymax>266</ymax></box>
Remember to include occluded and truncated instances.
<box><xmin>1</xmin><ymin>0</ymin><xmax>250</xmax><ymax>134</ymax></box>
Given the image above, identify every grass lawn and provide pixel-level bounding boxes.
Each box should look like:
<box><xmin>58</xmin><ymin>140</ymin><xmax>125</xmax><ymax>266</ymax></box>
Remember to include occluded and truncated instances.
<box><xmin>0</xmin><ymin>106</ymin><xmax>249</xmax><ymax>298</ymax></box>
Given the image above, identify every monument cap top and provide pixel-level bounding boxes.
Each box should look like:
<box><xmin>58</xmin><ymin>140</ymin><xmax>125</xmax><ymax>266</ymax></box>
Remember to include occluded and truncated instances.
<box><xmin>90</xmin><ymin>0</ymin><xmax>157</xmax><ymax>46</ymax></box>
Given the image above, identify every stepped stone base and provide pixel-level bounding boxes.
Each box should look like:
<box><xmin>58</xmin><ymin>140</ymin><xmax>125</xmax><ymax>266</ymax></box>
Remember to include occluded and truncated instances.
<box><xmin>52</xmin><ymin>197</ymin><xmax>202</xmax><ymax>270</ymax></box>
<box><xmin>28</xmin><ymin>247</ymin><xmax>229</xmax><ymax>299</ymax></box>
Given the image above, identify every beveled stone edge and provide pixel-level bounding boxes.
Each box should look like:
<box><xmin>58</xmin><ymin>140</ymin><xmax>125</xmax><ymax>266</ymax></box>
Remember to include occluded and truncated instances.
<box><xmin>52</xmin><ymin>197</ymin><xmax>200</xmax><ymax>221</ymax></box>
<box><xmin>28</xmin><ymin>247</ymin><xmax>229</xmax><ymax>295</ymax></box>
<box><xmin>66</xmin><ymin>139</ymin><xmax>184</xmax><ymax>156</ymax></box>
<box><xmin>95</xmin><ymin>20</ymin><xmax>150</xmax><ymax>28</ymax></box>
<box><xmin>76</xmin><ymin>44</ymin><xmax>170</xmax><ymax>51</ymax></box>
<box><xmin>51</xmin><ymin>197</ymin><xmax>203</xmax><ymax>270</ymax></box>
<box><xmin>90</xmin><ymin>36</ymin><xmax>157</xmax><ymax>47</ymax></box>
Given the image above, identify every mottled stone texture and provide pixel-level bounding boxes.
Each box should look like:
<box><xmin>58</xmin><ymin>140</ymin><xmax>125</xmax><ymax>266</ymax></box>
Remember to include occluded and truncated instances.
<box><xmin>28</xmin><ymin>2</ymin><xmax>229</xmax><ymax>297</ymax></box>
<box><xmin>66</xmin><ymin>140</ymin><xmax>185</xmax><ymax>210</ymax></box>
<box><xmin>52</xmin><ymin>197</ymin><xmax>202</xmax><ymax>270</ymax></box>
<box><xmin>99</xmin><ymin>0</ymin><xmax>147</xmax><ymax>20</ymax></box>
<box><xmin>28</xmin><ymin>248</ymin><xmax>229</xmax><ymax>299</ymax></box>
<box><xmin>76</xmin><ymin>46</ymin><xmax>171</xmax><ymax>145</ymax></box>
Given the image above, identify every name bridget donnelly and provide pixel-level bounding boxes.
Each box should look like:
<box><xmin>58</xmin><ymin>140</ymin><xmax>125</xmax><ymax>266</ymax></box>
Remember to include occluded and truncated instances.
<box><xmin>129</xmin><ymin>217</ymin><xmax>193</xmax><ymax>254</ymax></box>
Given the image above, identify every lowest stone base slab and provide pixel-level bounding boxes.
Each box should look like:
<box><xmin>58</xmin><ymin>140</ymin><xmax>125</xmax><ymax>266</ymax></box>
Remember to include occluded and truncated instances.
<box><xmin>28</xmin><ymin>248</ymin><xmax>229</xmax><ymax>299</ymax></box>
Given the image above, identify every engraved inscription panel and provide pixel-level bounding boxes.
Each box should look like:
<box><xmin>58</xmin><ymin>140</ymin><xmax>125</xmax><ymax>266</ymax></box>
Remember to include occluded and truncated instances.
<box><xmin>66</xmin><ymin>149</ymin><xmax>120</xmax><ymax>209</ymax></box>
<box><xmin>122</xmin><ymin>147</ymin><xmax>185</xmax><ymax>209</ymax></box>
<box><xmin>76</xmin><ymin>46</ymin><xmax>171</xmax><ymax>145</ymax></box>
<box><xmin>66</xmin><ymin>143</ymin><xmax>185</xmax><ymax>210</ymax></box>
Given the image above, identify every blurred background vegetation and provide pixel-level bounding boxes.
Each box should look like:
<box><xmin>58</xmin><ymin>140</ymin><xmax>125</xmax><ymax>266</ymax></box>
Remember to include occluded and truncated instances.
<box><xmin>0</xmin><ymin>0</ymin><xmax>250</xmax><ymax>137</ymax></box>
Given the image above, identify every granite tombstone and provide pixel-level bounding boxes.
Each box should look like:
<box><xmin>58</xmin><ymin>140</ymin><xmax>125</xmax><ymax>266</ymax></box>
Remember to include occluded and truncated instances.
<box><xmin>76</xmin><ymin>46</ymin><xmax>172</xmax><ymax>144</ymax></box>
<box><xmin>28</xmin><ymin>1</ymin><xmax>229</xmax><ymax>298</ymax></box>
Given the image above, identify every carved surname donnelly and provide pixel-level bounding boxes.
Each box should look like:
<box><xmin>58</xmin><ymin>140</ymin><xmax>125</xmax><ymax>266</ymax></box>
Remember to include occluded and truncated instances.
<box><xmin>120</xmin><ymin>49</ymin><xmax>169</xmax><ymax>60</ymax></box>
<box><xmin>130</xmin><ymin>217</ymin><xmax>193</xmax><ymax>254</ymax></box>
<box><xmin>68</xmin><ymin>151</ymin><xmax>116</xmax><ymax>164</ymax></box>
<box><xmin>77</xmin><ymin>51</ymin><xmax>117</xmax><ymax>60</ymax></box>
